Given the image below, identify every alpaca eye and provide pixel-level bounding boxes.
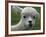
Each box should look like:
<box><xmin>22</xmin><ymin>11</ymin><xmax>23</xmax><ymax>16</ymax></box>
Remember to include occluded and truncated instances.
<box><xmin>33</xmin><ymin>16</ymin><xmax>35</xmax><ymax>19</ymax></box>
<box><xmin>23</xmin><ymin>16</ymin><xmax>26</xmax><ymax>18</ymax></box>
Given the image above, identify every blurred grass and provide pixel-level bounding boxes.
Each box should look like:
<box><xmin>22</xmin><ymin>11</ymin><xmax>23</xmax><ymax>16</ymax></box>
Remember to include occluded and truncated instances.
<box><xmin>11</xmin><ymin>6</ymin><xmax>41</xmax><ymax>30</ymax></box>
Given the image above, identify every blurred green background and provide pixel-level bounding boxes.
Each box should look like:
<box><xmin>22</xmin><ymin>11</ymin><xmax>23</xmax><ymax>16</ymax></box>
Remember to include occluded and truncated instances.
<box><xmin>11</xmin><ymin>6</ymin><xmax>41</xmax><ymax>30</ymax></box>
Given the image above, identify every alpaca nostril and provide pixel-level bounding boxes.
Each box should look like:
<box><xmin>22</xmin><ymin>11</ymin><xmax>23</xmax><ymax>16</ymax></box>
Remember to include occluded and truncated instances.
<box><xmin>29</xmin><ymin>21</ymin><xmax>32</xmax><ymax>23</ymax></box>
<box><xmin>29</xmin><ymin>21</ymin><xmax>32</xmax><ymax>27</ymax></box>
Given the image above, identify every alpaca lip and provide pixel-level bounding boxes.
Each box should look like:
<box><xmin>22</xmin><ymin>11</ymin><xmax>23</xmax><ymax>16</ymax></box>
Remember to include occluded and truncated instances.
<box><xmin>29</xmin><ymin>24</ymin><xmax>32</xmax><ymax>27</ymax></box>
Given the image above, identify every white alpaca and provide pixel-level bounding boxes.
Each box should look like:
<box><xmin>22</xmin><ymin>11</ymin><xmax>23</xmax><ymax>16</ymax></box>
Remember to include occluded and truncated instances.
<box><xmin>11</xmin><ymin>7</ymin><xmax>39</xmax><ymax>31</ymax></box>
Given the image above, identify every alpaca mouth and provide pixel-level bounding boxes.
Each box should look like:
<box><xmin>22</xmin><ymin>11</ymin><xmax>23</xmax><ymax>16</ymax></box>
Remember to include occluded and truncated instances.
<box><xmin>29</xmin><ymin>23</ymin><xmax>32</xmax><ymax>27</ymax></box>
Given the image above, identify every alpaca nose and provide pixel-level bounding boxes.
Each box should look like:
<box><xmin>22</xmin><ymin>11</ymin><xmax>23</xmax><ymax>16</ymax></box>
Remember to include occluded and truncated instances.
<box><xmin>29</xmin><ymin>21</ymin><xmax>32</xmax><ymax>23</ymax></box>
<box><xmin>29</xmin><ymin>21</ymin><xmax>32</xmax><ymax>27</ymax></box>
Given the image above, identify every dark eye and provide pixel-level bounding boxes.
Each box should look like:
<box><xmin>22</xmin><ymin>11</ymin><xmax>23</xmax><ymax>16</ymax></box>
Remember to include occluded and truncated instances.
<box><xmin>33</xmin><ymin>16</ymin><xmax>35</xmax><ymax>19</ymax></box>
<box><xmin>23</xmin><ymin>16</ymin><xmax>26</xmax><ymax>18</ymax></box>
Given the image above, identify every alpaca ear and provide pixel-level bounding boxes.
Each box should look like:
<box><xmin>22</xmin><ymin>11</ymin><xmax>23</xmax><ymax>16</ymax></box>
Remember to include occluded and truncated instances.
<box><xmin>37</xmin><ymin>12</ymin><xmax>39</xmax><ymax>16</ymax></box>
<box><xmin>36</xmin><ymin>10</ymin><xmax>39</xmax><ymax>17</ymax></box>
<box><xmin>12</xmin><ymin>6</ymin><xmax>23</xmax><ymax>13</ymax></box>
<box><xmin>36</xmin><ymin>11</ymin><xmax>40</xmax><ymax>20</ymax></box>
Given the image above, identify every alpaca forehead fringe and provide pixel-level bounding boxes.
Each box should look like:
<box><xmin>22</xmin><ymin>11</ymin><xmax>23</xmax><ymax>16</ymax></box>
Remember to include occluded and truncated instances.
<box><xmin>21</xmin><ymin>7</ymin><xmax>37</xmax><ymax>13</ymax></box>
<box><xmin>21</xmin><ymin>7</ymin><xmax>39</xmax><ymax>16</ymax></box>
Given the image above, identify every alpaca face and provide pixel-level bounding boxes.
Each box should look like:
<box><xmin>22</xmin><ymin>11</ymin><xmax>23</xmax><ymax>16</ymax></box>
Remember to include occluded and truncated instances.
<box><xmin>21</xmin><ymin>7</ymin><xmax>39</xmax><ymax>29</ymax></box>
